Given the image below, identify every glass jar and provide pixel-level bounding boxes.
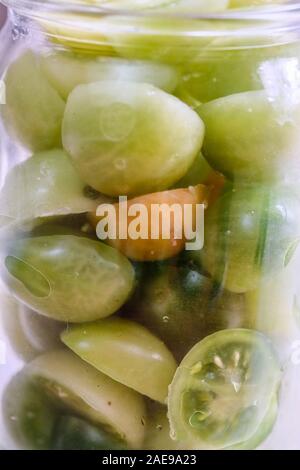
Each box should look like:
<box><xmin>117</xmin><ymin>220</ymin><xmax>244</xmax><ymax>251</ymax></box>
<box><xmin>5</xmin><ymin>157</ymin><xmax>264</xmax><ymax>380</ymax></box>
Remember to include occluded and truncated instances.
<box><xmin>1</xmin><ymin>0</ymin><xmax>300</xmax><ymax>451</ymax></box>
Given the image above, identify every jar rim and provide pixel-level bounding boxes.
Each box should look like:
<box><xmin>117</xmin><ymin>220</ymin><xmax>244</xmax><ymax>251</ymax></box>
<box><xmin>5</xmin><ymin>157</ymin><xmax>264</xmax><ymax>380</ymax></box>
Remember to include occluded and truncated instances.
<box><xmin>3</xmin><ymin>0</ymin><xmax>300</xmax><ymax>22</ymax></box>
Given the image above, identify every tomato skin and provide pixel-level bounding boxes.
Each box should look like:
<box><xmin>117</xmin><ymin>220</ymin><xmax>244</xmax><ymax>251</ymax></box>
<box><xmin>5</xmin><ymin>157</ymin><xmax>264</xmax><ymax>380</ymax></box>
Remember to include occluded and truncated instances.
<box><xmin>89</xmin><ymin>185</ymin><xmax>208</xmax><ymax>262</ymax></box>
<box><xmin>201</xmin><ymin>185</ymin><xmax>300</xmax><ymax>293</ymax></box>
<box><xmin>125</xmin><ymin>261</ymin><xmax>248</xmax><ymax>361</ymax></box>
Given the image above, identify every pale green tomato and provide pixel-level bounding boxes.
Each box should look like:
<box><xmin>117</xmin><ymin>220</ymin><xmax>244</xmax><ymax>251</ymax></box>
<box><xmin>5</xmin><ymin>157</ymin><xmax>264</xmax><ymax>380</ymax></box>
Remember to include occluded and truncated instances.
<box><xmin>199</xmin><ymin>90</ymin><xmax>300</xmax><ymax>182</ymax></box>
<box><xmin>201</xmin><ymin>185</ymin><xmax>300</xmax><ymax>293</ymax></box>
<box><xmin>1</xmin><ymin>51</ymin><xmax>65</xmax><ymax>151</ymax></box>
<box><xmin>0</xmin><ymin>289</ymin><xmax>62</xmax><ymax>362</ymax></box>
<box><xmin>41</xmin><ymin>52</ymin><xmax>179</xmax><ymax>100</ymax></box>
<box><xmin>62</xmin><ymin>81</ymin><xmax>204</xmax><ymax>196</ymax></box>
<box><xmin>178</xmin><ymin>35</ymin><xmax>300</xmax><ymax>104</ymax></box>
<box><xmin>168</xmin><ymin>329</ymin><xmax>281</xmax><ymax>450</ymax></box>
<box><xmin>4</xmin><ymin>350</ymin><xmax>146</xmax><ymax>449</ymax></box>
<box><xmin>0</xmin><ymin>149</ymin><xmax>105</xmax><ymax>221</ymax></box>
<box><xmin>29</xmin><ymin>350</ymin><xmax>146</xmax><ymax>449</ymax></box>
<box><xmin>61</xmin><ymin>318</ymin><xmax>177</xmax><ymax>403</ymax></box>
<box><xmin>2</xmin><ymin>235</ymin><xmax>135</xmax><ymax>322</ymax></box>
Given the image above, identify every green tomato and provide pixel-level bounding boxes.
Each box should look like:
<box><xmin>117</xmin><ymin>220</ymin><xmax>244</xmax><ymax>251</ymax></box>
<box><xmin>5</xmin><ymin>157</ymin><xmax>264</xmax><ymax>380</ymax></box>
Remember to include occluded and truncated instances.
<box><xmin>27</xmin><ymin>350</ymin><xmax>146</xmax><ymax>448</ymax></box>
<box><xmin>178</xmin><ymin>36</ymin><xmax>300</xmax><ymax>104</ymax></box>
<box><xmin>0</xmin><ymin>289</ymin><xmax>62</xmax><ymax>362</ymax></box>
<box><xmin>168</xmin><ymin>329</ymin><xmax>281</xmax><ymax>449</ymax></box>
<box><xmin>41</xmin><ymin>52</ymin><xmax>179</xmax><ymax>100</ymax></box>
<box><xmin>3</xmin><ymin>350</ymin><xmax>146</xmax><ymax>449</ymax></box>
<box><xmin>201</xmin><ymin>185</ymin><xmax>300</xmax><ymax>293</ymax></box>
<box><xmin>52</xmin><ymin>415</ymin><xmax>126</xmax><ymax>450</ymax></box>
<box><xmin>227</xmin><ymin>392</ymin><xmax>278</xmax><ymax>450</ymax></box>
<box><xmin>1</xmin><ymin>51</ymin><xmax>65</xmax><ymax>151</ymax></box>
<box><xmin>61</xmin><ymin>317</ymin><xmax>177</xmax><ymax>403</ymax></box>
<box><xmin>0</xmin><ymin>149</ymin><xmax>105</xmax><ymax>221</ymax></box>
<box><xmin>3</xmin><ymin>372</ymin><xmax>57</xmax><ymax>449</ymax></box>
<box><xmin>1</xmin><ymin>235</ymin><xmax>135</xmax><ymax>322</ymax></box>
<box><xmin>62</xmin><ymin>81</ymin><xmax>204</xmax><ymax>196</ymax></box>
<box><xmin>199</xmin><ymin>91</ymin><xmax>300</xmax><ymax>182</ymax></box>
<box><xmin>127</xmin><ymin>261</ymin><xmax>248</xmax><ymax>361</ymax></box>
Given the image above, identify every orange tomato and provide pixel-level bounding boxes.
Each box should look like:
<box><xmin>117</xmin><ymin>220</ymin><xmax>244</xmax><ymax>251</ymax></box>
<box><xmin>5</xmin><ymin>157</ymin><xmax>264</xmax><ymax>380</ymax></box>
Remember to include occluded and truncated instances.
<box><xmin>89</xmin><ymin>185</ymin><xmax>208</xmax><ymax>261</ymax></box>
